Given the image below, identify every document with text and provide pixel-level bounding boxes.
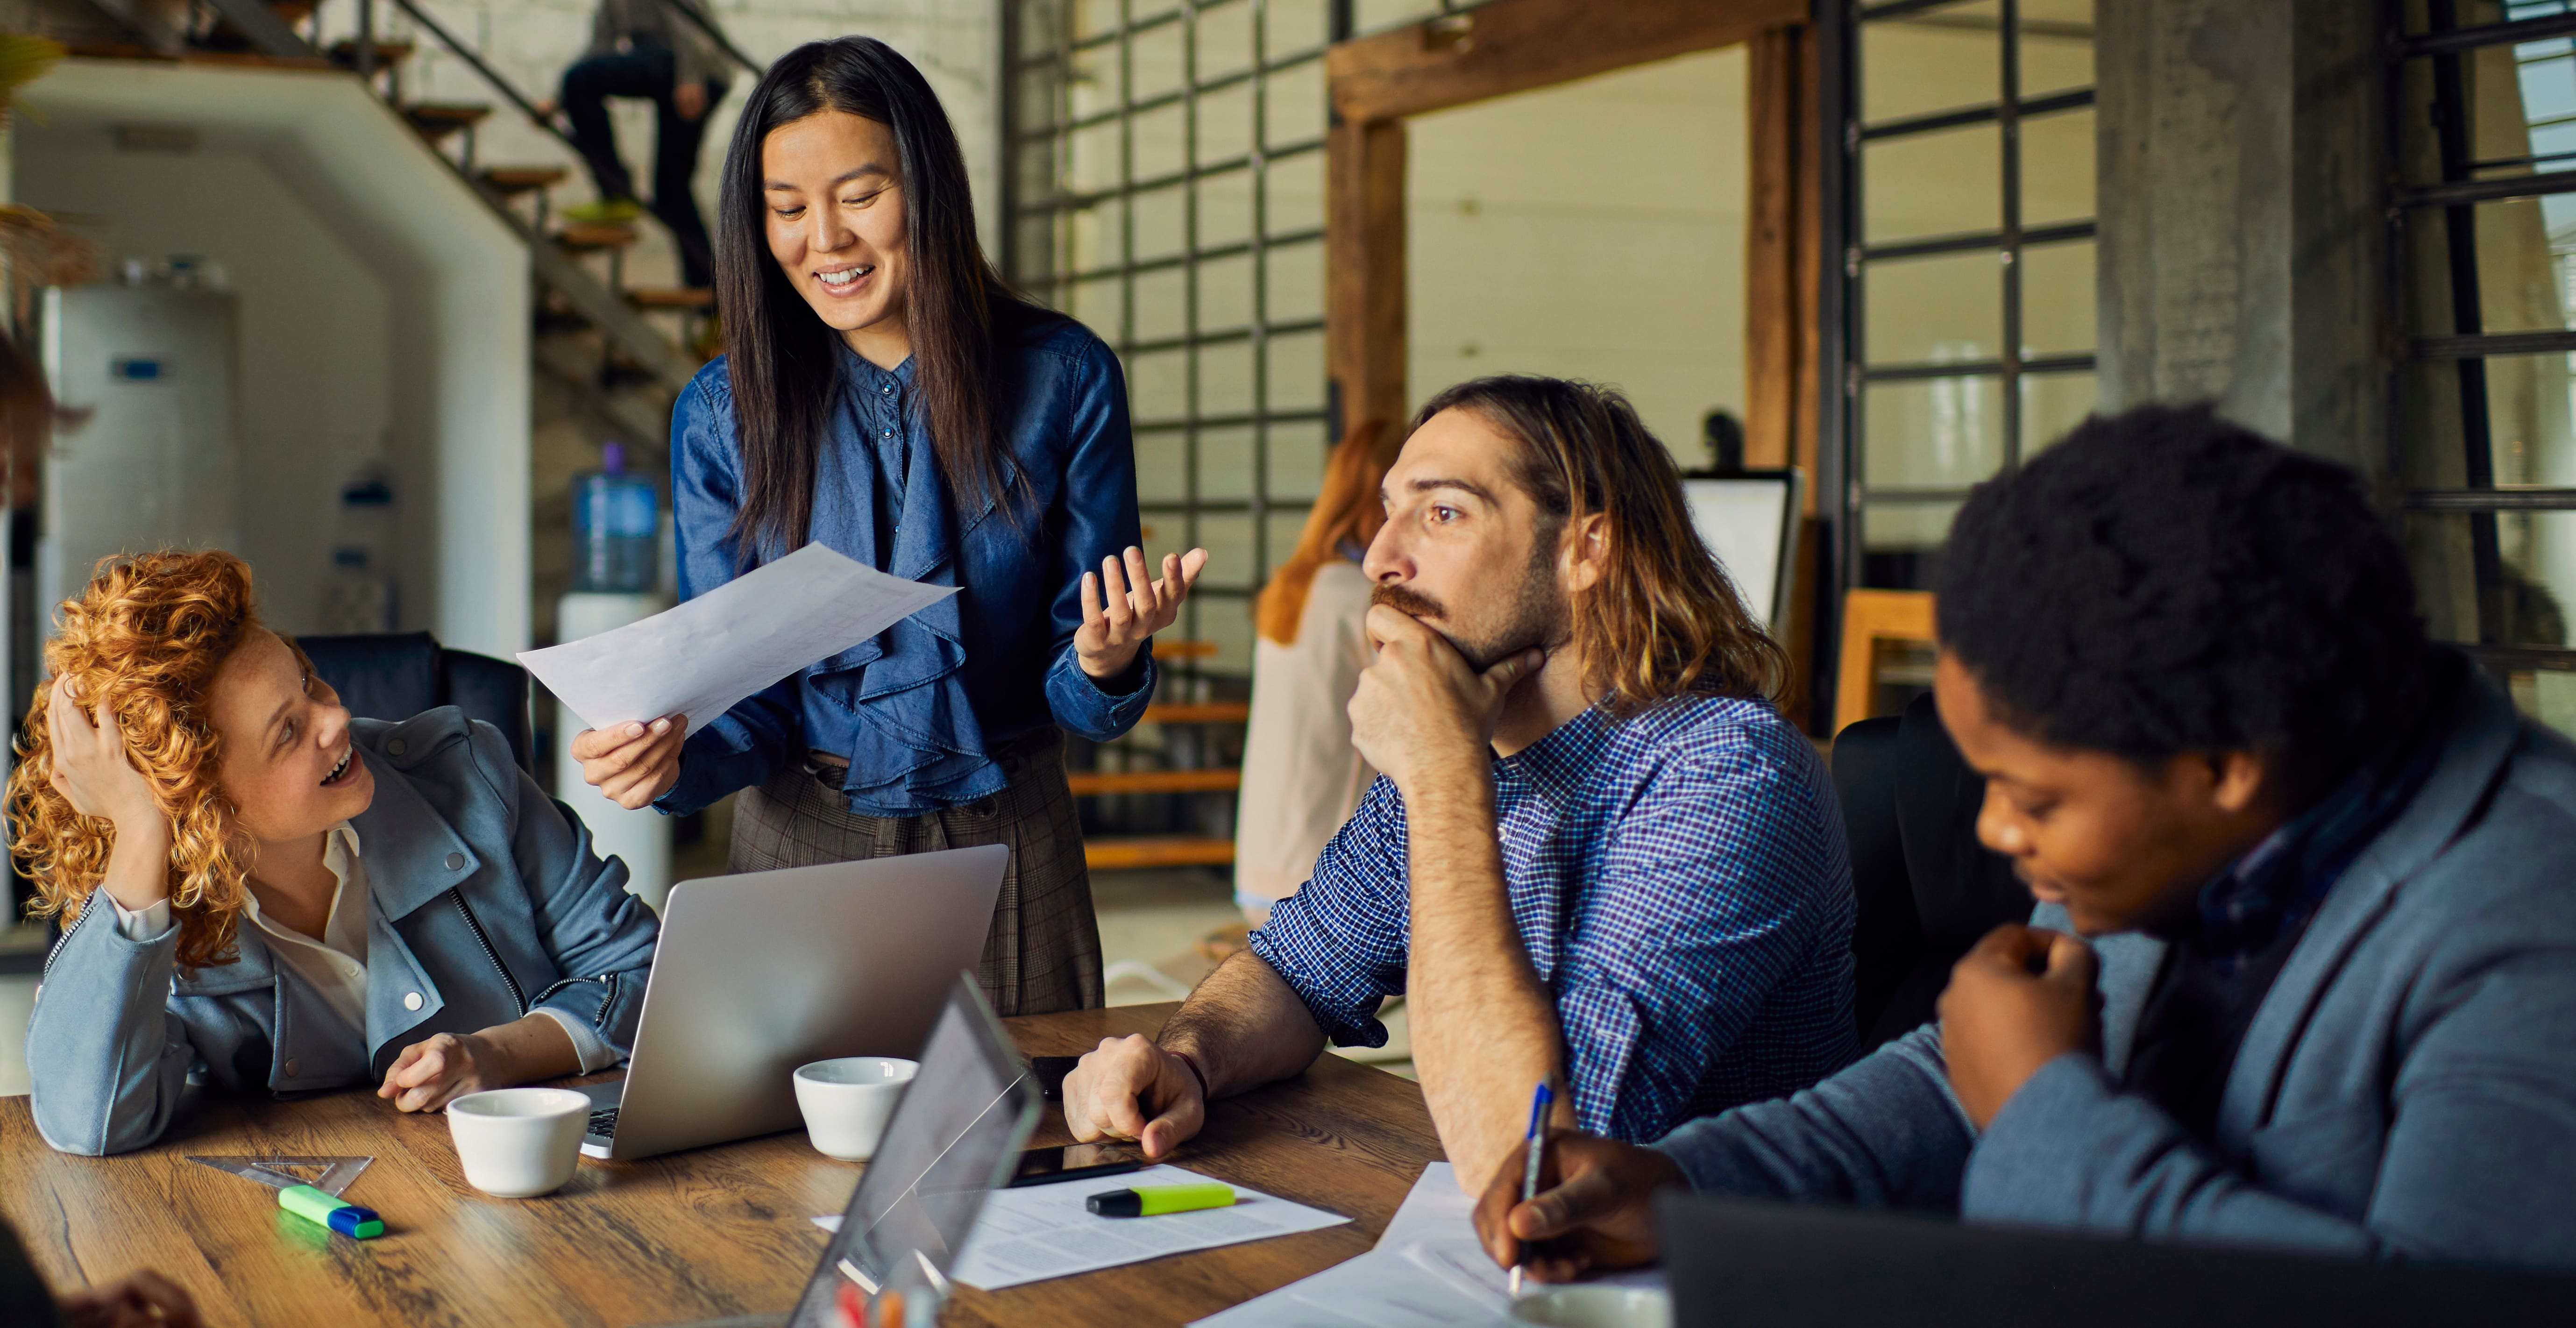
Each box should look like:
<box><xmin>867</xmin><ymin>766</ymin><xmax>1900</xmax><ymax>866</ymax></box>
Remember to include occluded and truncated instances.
<box><xmin>812</xmin><ymin>1164</ymin><xmax>1348</xmax><ymax>1292</ymax></box>
<box><xmin>520</xmin><ymin>542</ymin><xmax>955</xmax><ymax>739</ymax></box>
<box><xmin>1190</xmin><ymin>1162</ymin><xmax>1664</xmax><ymax>1326</ymax></box>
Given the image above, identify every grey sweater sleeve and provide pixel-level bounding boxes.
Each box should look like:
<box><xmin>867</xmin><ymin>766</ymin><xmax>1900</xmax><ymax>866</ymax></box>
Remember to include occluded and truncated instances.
<box><xmin>1651</xmin><ymin>1022</ymin><xmax>1976</xmax><ymax>1212</ymax></box>
<box><xmin>22</xmin><ymin>901</ymin><xmax>201</xmax><ymax>1156</ymax></box>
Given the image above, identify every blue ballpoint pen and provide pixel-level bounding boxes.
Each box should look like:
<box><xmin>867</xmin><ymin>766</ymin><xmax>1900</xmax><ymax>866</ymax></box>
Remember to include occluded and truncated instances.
<box><xmin>1510</xmin><ymin>1081</ymin><xmax>1554</xmax><ymax>1297</ymax></box>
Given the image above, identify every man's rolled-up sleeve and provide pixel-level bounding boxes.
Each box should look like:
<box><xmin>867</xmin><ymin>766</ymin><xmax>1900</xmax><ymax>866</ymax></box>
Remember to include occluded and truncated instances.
<box><xmin>1245</xmin><ymin>777</ymin><xmax>1412</xmax><ymax>1046</ymax></box>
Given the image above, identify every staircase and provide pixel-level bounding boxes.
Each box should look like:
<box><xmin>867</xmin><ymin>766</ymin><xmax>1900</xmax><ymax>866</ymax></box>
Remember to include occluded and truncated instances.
<box><xmin>78</xmin><ymin>0</ymin><xmax>739</xmax><ymax>452</ymax></box>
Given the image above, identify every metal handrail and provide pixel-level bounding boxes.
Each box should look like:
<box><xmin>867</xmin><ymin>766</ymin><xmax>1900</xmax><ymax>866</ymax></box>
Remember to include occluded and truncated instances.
<box><xmin>661</xmin><ymin>0</ymin><xmax>763</xmax><ymax>77</ymax></box>
<box><xmin>380</xmin><ymin>0</ymin><xmax>580</xmax><ymax>154</ymax></box>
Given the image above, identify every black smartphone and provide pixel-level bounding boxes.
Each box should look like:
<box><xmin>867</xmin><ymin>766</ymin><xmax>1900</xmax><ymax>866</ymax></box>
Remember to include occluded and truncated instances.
<box><xmin>1030</xmin><ymin>1054</ymin><xmax>1082</xmax><ymax>1101</ymax></box>
<box><xmin>1007</xmin><ymin>1143</ymin><xmax>1142</xmax><ymax>1188</ymax></box>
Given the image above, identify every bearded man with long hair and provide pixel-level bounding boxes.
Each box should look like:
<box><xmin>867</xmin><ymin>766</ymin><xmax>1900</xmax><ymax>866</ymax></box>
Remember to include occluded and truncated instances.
<box><xmin>1061</xmin><ymin>376</ymin><xmax>1856</xmax><ymax>1193</ymax></box>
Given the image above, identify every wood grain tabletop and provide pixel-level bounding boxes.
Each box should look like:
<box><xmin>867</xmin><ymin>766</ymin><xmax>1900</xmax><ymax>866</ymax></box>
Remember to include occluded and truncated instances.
<box><xmin>0</xmin><ymin>1002</ymin><xmax>1442</xmax><ymax>1328</ymax></box>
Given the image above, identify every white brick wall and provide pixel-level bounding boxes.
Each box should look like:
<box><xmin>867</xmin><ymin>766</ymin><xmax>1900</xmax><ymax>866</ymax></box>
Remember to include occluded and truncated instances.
<box><xmin>310</xmin><ymin>0</ymin><xmax>1001</xmax><ymax>287</ymax></box>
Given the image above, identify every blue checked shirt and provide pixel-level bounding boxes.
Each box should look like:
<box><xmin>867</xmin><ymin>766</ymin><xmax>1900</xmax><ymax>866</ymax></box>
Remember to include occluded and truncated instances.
<box><xmin>1248</xmin><ymin>696</ymin><xmax>1856</xmax><ymax>1142</ymax></box>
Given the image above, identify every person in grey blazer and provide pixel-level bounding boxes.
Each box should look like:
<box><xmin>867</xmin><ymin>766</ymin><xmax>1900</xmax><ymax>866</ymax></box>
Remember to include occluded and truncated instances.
<box><xmin>1472</xmin><ymin>404</ymin><xmax>2576</xmax><ymax>1275</ymax></box>
<box><xmin>14</xmin><ymin>551</ymin><xmax>658</xmax><ymax>1157</ymax></box>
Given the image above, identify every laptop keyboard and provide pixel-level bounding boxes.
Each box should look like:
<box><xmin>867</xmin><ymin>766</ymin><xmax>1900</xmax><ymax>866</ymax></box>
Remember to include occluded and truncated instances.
<box><xmin>588</xmin><ymin>1107</ymin><xmax>619</xmax><ymax>1138</ymax></box>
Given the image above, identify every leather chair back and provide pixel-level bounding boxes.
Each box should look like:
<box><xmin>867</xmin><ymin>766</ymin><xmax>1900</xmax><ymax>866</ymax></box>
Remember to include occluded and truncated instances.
<box><xmin>294</xmin><ymin>632</ymin><xmax>534</xmax><ymax>774</ymax></box>
<box><xmin>1831</xmin><ymin>691</ymin><xmax>2033</xmax><ymax>1051</ymax></box>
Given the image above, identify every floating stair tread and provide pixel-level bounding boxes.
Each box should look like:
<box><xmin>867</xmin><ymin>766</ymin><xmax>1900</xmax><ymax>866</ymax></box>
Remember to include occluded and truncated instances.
<box><xmin>1140</xmin><ymin>702</ymin><xmax>1250</xmax><ymax>724</ymax></box>
<box><xmin>1154</xmin><ymin>639</ymin><xmax>1220</xmax><ymax>660</ymax></box>
<box><xmin>626</xmin><ymin>287</ymin><xmax>716</xmax><ymax>310</ymax></box>
<box><xmin>327</xmin><ymin>37</ymin><xmax>415</xmax><ymax>65</ymax></box>
<box><xmin>556</xmin><ymin>224</ymin><xmax>640</xmax><ymax>252</ymax></box>
<box><xmin>1085</xmin><ymin>837</ymin><xmax>1236</xmax><ymax>870</ymax></box>
<box><xmin>405</xmin><ymin>102</ymin><xmax>493</xmax><ymax>129</ymax></box>
<box><xmin>1068</xmin><ymin>768</ymin><xmax>1241</xmax><ymax>796</ymax></box>
<box><xmin>482</xmin><ymin>165</ymin><xmax>570</xmax><ymax>193</ymax></box>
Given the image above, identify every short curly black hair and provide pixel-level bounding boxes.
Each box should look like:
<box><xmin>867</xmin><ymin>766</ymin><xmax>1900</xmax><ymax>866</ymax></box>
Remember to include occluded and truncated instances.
<box><xmin>1935</xmin><ymin>403</ymin><xmax>2434</xmax><ymax>783</ymax></box>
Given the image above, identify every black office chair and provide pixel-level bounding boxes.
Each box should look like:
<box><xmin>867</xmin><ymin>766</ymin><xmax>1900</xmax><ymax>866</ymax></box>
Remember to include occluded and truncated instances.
<box><xmin>1831</xmin><ymin>691</ymin><xmax>2032</xmax><ymax>1052</ymax></box>
<box><xmin>294</xmin><ymin>631</ymin><xmax>535</xmax><ymax>774</ymax></box>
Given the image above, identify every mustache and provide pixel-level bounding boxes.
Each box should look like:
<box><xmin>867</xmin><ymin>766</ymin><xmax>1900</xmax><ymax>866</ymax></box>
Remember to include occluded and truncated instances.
<box><xmin>1370</xmin><ymin>582</ymin><xmax>1446</xmax><ymax>618</ymax></box>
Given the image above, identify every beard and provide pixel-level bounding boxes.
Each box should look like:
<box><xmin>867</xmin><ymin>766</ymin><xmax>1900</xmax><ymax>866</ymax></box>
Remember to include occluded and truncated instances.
<box><xmin>1371</xmin><ymin>536</ymin><xmax>1567</xmax><ymax>672</ymax></box>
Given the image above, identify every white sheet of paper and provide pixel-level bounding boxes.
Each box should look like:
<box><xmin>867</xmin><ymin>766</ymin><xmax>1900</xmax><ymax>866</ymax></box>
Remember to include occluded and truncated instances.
<box><xmin>518</xmin><ymin>543</ymin><xmax>956</xmax><ymax>738</ymax></box>
<box><xmin>1190</xmin><ymin>1161</ymin><xmax>1663</xmax><ymax>1327</ymax></box>
<box><xmin>810</xmin><ymin>1164</ymin><xmax>1349</xmax><ymax>1292</ymax></box>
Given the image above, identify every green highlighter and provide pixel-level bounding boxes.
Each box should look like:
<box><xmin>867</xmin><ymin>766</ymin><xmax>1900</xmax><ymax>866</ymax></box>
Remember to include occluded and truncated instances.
<box><xmin>278</xmin><ymin>1184</ymin><xmax>385</xmax><ymax>1239</ymax></box>
<box><xmin>188</xmin><ymin>1157</ymin><xmax>384</xmax><ymax>1240</ymax></box>
<box><xmin>1086</xmin><ymin>1181</ymin><xmax>1235</xmax><ymax>1218</ymax></box>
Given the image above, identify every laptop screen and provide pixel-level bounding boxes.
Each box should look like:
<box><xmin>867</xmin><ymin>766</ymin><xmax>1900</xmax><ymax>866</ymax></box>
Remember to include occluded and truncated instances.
<box><xmin>788</xmin><ymin>974</ymin><xmax>1040</xmax><ymax>1324</ymax></box>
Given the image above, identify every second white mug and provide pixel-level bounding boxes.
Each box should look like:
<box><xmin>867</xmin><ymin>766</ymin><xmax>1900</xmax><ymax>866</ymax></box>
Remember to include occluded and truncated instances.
<box><xmin>793</xmin><ymin>1057</ymin><xmax>918</xmax><ymax>1162</ymax></box>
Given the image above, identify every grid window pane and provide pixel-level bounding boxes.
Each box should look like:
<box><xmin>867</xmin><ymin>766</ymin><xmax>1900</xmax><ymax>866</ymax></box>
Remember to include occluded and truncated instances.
<box><xmin>2408</xmin><ymin>511</ymin><xmax>2576</xmax><ymax>648</ymax></box>
<box><xmin>1009</xmin><ymin>0</ymin><xmax>1333</xmax><ymax>676</ymax></box>
<box><xmin>1265</xmin><ymin>239</ymin><xmax>1327</xmax><ymax>323</ymax></box>
<box><xmin>1269</xmin><ymin>425</ymin><xmax>1331</xmax><ymax>502</ymax></box>
<box><xmin>1268</xmin><ymin>330</ymin><xmax>1327</xmax><ymax>412</ymax></box>
<box><xmin>2020</xmin><ymin>239</ymin><xmax>2096</xmax><ymax>355</ymax></box>
<box><xmin>1266</xmin><ymin>69</ymin><xmax>1328</xmax><ymax>150</ymax></box>
<box><xmin>2020</xmin><ymin>370</ymin><xmax>2100</xmax><ymax>448</ymax></box>
<box><xmin>1198</xmin><ymin>80</ymin><xmax>1256</xmax><ymax>166</ymax></box>
<box><xmin>1198</xmin><ymin>425</ymin><xmax>1257</xmax><ymax>499</ymax></box>
<box><xmin>1133</xmin><ymin>100</ymin><xmax>1189</xmax><ymax>182</ymax></box>
<box><xmin>1199</xmin><ymin>251</ymin><xmax>1255</xmax><ymax>328</ymax></box>
<box><xmin>1069</xmin><ymin>41</ymin><xmax>1121</xmax><ymax>121</ymax></box>
<box><xmin>2406</xmin><ymin>197</ymin><xmax>2576</xmax><ymax>337</ymax></box>
<box><xmin>1199</xmin><ymin>164</ymin><xmax>1254</xmax><ymax>248</ymax></box>
<box><xmin>1864</xmin><ymin>124</ymin><xmax>2001</xmax><ymax>244</ymax></box>
<box><xmin>1133</xmin><ymin>182</ymin><xmax>1186</xmax><ymax>258</ymax></box>
<box><xmin>1132</xmin><ymin>266</ymin><xmax>1188</xmax><ymax>342</ymax></box>
<box><xmin>1860</xmin><ymin>2</ymin><xmax>1998</xmax><ymax>126</ymax></box>
<box><xmin>1198</xmin><ymin>2</ymin><xmax>1255</xmax><ymax>80</ymax></box>
<box><xmin>1136</xmin><ymin>427</ymin><xmax>1189</xmax><ymax>504</ymax></box>
<box><xmin>2021</xmin><ymin>4</ymin><xmax>2095</xmax><ymax>100</ymax></box>
<box><xmin>1202</xmin><ymin>342</ymin><xmax>1257</xmax><ymax>416</ymax></box>
<box><xmin>1132</xmin><ymin>17</ymin><xmax>1188</xmax><ymax>103</ymax></box>
<box><xmin>1267</xmin><ymin>0</ymin><xmax>1330</xmax><ymax>53</ymax></box>
<box><xmin>1866</xmin><ymin>249</ymin><xmax>2002</xmax><ymax>365</ymax></box>
<box><xmin>1864</xmin><ymin>376</ymin><xmax>2006</xmax><ymax>490</ymax></box>
<box><xmin>2020</xmin><ymin>106</ymin><xmax>2096</xmax><ymax>228</ymax></box>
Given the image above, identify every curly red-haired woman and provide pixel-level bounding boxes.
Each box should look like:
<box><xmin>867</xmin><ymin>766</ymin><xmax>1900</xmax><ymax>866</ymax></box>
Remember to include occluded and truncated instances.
<box><xmin>13</xmin><ymin>551</ymin><xmax>658</xmax><ymax>1155</ymax></box>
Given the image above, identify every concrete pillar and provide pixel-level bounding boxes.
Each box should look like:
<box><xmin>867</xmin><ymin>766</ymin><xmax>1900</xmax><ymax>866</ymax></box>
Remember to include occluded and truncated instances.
<box><xmin>2093</xmin><ymin>0</ymin><xmax>2386</xmax><ymax>479</ymax></box>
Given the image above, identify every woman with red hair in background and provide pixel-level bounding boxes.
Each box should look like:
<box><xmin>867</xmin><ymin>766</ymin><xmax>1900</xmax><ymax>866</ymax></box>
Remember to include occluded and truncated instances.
<box><xmin>1231</xmin><ymin>423</ymin><xmax>1391</xmax><ymax>928</ymax></box>
<box><xmin>14</xmin><ymin>551</ymin><xmax>658</xmax><ymax>1156</ymax></box>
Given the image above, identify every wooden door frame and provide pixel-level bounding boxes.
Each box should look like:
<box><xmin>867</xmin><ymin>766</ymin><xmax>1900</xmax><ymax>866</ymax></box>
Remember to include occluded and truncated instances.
<box><xmin>1322</xmin><ymin>0</ymin><xmax>1820</xmax><ymax>479</ymax></box>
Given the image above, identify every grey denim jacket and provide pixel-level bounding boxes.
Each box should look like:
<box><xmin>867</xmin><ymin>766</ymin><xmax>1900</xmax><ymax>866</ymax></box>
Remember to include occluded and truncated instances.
<box><xmin>24</xmin><ymin>707</ymin><xmax>659</xmax><ymax>1156</ymax></box>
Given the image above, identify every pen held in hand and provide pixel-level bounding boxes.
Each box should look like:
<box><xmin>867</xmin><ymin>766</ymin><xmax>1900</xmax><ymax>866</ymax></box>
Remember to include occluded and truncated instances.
<box><xmin>1511</xmin><ymin>1080</ymin><xmax>1554</xmax><ymax>1297</ymax></box>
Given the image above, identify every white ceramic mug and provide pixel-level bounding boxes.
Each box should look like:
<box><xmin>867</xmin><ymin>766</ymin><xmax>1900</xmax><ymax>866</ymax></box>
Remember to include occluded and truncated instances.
<box><xmin>793</xmin><ymin>1057</ymin><xmax>919</xmax><ymax>1162</ymax></box>
<box><xmin>446</xmin><ymin>1087</ymin><xmax>592</xmax><ymax>1198</ymax></box>
<box><xmin>1508</xmin><ymin>1286</ymin><xmax>1674</xmax><ymax>1328</ymax></box>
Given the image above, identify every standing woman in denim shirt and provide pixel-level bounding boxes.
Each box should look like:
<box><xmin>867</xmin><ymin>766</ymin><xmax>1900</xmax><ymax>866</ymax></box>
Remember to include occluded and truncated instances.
<box><xmin>570</xmin><ymin>37</ymin><xmax>1203</xmax><ymax>1017</ymax></box>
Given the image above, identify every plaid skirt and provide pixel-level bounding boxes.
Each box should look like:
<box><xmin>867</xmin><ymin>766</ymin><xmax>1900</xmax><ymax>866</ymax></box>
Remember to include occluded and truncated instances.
<box><xmin>728</xmin><ymin>729</ymin><xmax>1105</xmax><ymax>1017</ymax></box>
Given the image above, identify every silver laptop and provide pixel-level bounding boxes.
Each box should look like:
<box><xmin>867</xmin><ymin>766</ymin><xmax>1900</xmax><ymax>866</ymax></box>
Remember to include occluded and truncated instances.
<box><xmin>578</xmin><ymin>844</ymin><xmax>1009</xmax><ymax>1161</ymax></box>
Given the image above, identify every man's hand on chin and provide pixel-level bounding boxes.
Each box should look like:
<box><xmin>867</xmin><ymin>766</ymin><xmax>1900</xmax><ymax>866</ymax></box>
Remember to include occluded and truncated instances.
<box><xmin>1346</xmin><ymin>604</ymin><xmax>1544</xmax><ymax>792</ymax></box>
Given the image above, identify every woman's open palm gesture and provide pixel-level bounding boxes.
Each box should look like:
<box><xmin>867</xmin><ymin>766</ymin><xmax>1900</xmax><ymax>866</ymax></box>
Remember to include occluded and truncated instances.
<box><xmin>1076</xmin><ymin>546</ymin><xmax>1209</xmax><ymax>680</ymax></box>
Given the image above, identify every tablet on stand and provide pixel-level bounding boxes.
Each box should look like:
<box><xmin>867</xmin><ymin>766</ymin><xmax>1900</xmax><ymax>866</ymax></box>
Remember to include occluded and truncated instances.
<box><xmin>788</xmin><ymin>974</ymin><xmax>1042</xmax><ymax>1327</ymax></box>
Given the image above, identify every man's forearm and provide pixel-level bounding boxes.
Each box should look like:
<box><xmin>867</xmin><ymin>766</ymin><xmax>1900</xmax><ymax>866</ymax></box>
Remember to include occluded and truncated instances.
<box><xmin>1158</xmin><ymin>950</ymin><xmax>1329</xmax><ymax>1098</ymax></box>
<box><xmin>1405</xmin><ymin>773</ymin><xmax>1564</xmax><ymax>1193</ymax></box>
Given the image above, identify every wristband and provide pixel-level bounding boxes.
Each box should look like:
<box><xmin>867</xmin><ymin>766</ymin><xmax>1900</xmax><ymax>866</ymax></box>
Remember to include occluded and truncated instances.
<box><xmin>1169</xmin><ymin>1048</ymin><xmax>1210</xmax><ymax>1102</ymax></box>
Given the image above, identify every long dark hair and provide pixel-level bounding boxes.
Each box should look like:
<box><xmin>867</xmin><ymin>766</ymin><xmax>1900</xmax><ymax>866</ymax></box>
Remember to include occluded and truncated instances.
<box><xmin>1411</xmin><ymin>376</ymin><xmax>1788</xmax><ymax>713</ymax></box>
<box><xmin>714</xmin><ymin>37</ymin><xmax>1025</xmax><ymax>559</ymax></box>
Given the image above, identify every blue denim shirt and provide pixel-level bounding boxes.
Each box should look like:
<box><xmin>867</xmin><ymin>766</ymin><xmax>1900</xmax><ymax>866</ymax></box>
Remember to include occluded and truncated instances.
<box><xmin>658</xmin><ymin>310</ymin><xmax>1157</xmax><ymax>817</ymax></box>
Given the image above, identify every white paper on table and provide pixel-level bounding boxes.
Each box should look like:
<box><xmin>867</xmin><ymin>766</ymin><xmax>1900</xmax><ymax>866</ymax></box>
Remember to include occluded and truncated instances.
<box><xmin>809</xmin><ymin>1164</ymin><xmax>1350</xmax><ymax>1292</ymax></box>
<box><xmin>518</xmin><ymin>543</ymin><xmax>955</xmax><ymax>738</ymax></box>
<box><xmin>1189</xmin><ymin>1161</ymin><xmax>1664</xmax><ymax>1327</ymax></box>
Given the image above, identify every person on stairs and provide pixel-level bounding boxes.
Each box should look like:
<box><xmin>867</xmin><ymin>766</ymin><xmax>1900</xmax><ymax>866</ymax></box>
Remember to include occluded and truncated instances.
<box><xmin>556</xmin><ymin>0</ymin><xmax>733</xmax><ymax>289</ymax></box>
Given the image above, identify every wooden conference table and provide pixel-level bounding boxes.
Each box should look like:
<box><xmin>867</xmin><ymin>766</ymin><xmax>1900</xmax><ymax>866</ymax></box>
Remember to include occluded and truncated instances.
<box><xmin>0</xmin><ymin>1002</ymin><xmax>1443</xmax><ymax>1327</ymax></box>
